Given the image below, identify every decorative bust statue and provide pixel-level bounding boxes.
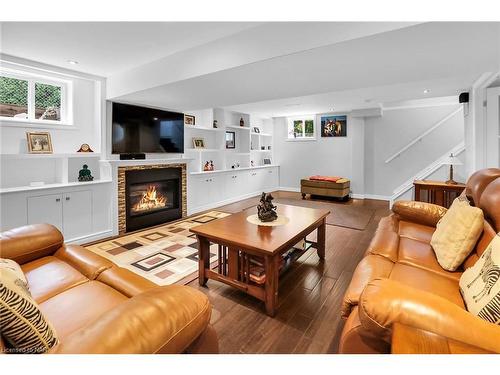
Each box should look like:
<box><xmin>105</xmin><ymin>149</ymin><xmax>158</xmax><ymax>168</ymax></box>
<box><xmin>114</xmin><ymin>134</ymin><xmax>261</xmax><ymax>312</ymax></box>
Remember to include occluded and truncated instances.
<box><xmin>257</xmin><ymin>192</ymin><xmax>278</xmax><ymax>222</ymax></box>
<box><xmin>78</xmin><ymin>164</ymin><xmax>94</xmax><ymax>182</ymax></box>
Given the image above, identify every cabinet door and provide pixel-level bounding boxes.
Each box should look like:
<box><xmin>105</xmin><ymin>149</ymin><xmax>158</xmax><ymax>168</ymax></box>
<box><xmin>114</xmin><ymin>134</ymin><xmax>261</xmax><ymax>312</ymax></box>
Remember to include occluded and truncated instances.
<box><xmin>63</xmin><ymin>190</ymin><xmax>92</xmax><ymax>241</ymax></box>
<box><xmin>27</xmin><ymin>193</ymin><xmax>63</xmax><ymax>232</ymax></box>
<box><xmin>264</xmin><ymin>168</ymin><xmax>279</xmax><ymax>190</ymax></box>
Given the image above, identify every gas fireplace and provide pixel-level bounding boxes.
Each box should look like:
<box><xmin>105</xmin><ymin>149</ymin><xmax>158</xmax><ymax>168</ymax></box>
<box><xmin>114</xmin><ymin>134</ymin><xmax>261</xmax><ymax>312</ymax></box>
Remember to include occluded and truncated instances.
<box><xmin>119</xmin><ymin>165</ymin><xmax>185</xmax><ymax>233</ymax></box>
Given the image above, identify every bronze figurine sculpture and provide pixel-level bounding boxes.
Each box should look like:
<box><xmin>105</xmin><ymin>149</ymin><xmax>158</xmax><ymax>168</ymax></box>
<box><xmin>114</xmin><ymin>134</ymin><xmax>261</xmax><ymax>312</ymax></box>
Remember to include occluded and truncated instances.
<box><xmin>257</xmin><ymin>192</ymin><xmax>278</xmax><ymax>222</ymax></box>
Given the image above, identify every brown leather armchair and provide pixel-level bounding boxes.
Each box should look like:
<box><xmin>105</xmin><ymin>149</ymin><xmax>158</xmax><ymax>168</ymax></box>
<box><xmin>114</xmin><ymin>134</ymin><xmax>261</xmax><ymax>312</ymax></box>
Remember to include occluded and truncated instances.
<box><xmin>339</xmin><ymin>168</ymin><xmax>500</xmax><ymax>354</ymax></box>
<box><xmin>0</xmin><ymin>224</ymin><xmax>218</xmax><ymax>354</ymax></box>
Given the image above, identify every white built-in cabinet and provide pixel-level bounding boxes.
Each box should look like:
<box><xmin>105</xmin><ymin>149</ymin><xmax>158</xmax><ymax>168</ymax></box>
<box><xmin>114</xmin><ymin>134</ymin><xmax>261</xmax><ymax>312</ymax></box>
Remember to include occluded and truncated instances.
<box><xmin>188</xmin><ymin>166</ymin><xmax>279</xmax><ymax>213</ymax></box>
<box><xmin>27</xmin><ymin>190</ymin><xmax>92</xmax><ymax>240</ymax></box>
<box><xmin>0</xmin><ymin>153</ymin><xmax>113</xmax><ymax>243</ymax></box>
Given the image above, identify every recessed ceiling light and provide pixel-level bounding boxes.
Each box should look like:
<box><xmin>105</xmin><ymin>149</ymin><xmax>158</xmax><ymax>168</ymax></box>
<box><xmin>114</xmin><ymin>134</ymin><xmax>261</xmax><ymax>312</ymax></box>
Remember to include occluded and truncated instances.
<box><xmin>67</xmin><ymin>60</ymin><xmax>79</xmax><ymax>65</ymax></box>
<box><xmin>423</xmin><ymin>89</ymin><xmax>430</xmax><ymax>94</ymax></box>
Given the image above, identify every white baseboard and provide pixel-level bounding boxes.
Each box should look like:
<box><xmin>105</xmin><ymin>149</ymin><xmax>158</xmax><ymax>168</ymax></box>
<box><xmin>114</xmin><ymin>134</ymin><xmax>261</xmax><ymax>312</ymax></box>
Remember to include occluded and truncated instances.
<box><xmin>66</xmin><ymin>229</ymin><xmax>114</xmax><ymax>245</ymax></box>
<box><xmin>277</xmin><ymin>188</ymin><xmax>390</xmax><ymax>202</ymax></box>
<box><xmin>189</xmin><ymin>187</ymin><xmax>279</xmax><ymax>215</ymax></box>
<box><xmin>363</xmin><ymin>194</ymin><xmax>391</xmax><ymax>201</ymax></box>
<box><xmin>278</xmin><ymin>186</ymin><xmax>301</xmax><ymax>193</ymax></box>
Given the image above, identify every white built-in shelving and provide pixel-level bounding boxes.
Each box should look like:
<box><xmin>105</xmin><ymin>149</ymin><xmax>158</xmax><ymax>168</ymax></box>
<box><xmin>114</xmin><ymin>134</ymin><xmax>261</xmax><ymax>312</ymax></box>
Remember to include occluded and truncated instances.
<box><xmin>183</xmin><ymin>108</ymin><xmax>274</xmax><ymax>174</ymax></box>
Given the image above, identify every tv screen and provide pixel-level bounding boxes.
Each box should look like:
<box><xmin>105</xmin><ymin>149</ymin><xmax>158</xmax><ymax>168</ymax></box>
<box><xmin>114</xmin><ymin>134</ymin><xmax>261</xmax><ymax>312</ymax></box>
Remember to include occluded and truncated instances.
<box><xmin>112</xmin><ymin>102</ymin><xmax>184</xmax><ymax>154</ymax></box>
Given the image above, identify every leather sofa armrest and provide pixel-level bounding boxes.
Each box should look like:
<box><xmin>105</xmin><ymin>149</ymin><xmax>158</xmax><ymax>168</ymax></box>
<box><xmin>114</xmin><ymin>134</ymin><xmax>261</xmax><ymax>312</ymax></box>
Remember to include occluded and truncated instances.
<box><xmin>391</xmin><ymin>323</ymin><xmax>492</xmax><ymax>354</ymax></box>
<box><xmin>392</xmin><ymin>200</ymin><xmax>447</xmax><ymax>227</ymax></box>
<box><xmin>49</xmin><ymin>285</ymin><xmax>214</xmax><ymax>354</ymax></box>
<box><xmin>358</xmin><ymin>278</ymin><xmax>500</xmax><ymax>353</ymax></box>
<box><xmin>0</xmin><ymin>224</ymin><xmax>63</xmax><ymax>264</ymax></box>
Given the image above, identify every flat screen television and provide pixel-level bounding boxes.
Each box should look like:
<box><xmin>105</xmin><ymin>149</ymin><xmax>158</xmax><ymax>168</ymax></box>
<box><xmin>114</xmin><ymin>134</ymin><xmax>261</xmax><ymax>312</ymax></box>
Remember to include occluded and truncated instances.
<box><xmin>111</xmin><ymin>102</ymin><xmax>184</xmax><ymax>154</ymax></box>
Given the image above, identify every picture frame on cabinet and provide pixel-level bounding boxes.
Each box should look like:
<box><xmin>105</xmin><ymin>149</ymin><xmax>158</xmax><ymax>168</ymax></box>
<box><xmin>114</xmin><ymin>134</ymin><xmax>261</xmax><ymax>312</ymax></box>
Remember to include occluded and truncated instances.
<box><xmin>192</xmin><ymin>137</ymin><xmax>205</xmax><ymax>149</ymax></box>
<box><xmin>184</xmin><ymin>114</ymin><xmax>195</xmax><ymax>126</ymax></box>
<box><xmin>26</xmin><ymin>131</ymin><xmax>53</xmax><ymax>153</ymax></box>
<box><xmin>226</xmin><ymin>131</ymin><xmax>236</xmax><ymax>149</ymax></box>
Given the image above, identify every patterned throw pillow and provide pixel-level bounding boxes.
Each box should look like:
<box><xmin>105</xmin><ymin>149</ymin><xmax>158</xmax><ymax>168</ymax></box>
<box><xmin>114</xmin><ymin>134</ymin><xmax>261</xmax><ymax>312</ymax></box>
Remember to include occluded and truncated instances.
<box><xmin>459</xmin><ymin>235</ymin><xmax>500</xmax><ymax>324</ymax></box>
<box><xmin>0</xmin><ymin>258</ymin><xmax>59</xmax><ymax>353</ymax></box>
<box><xmin>430</xmin><ymin>197</ymin><xmax>484</xmax><ymax>271</ymax></box>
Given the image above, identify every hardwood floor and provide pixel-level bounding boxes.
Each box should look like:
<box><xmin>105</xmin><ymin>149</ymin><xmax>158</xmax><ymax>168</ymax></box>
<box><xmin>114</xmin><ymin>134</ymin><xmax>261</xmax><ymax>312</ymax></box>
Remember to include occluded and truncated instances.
<box><xmin>187</xmin><ymin>191</ymin><xmax>390</xmax><ymax>354</ymax></box>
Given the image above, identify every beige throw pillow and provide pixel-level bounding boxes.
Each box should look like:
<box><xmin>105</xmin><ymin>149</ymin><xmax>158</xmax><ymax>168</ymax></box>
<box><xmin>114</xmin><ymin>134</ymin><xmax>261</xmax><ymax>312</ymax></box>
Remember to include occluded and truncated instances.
<box><xmin>0</xmin><ymin>258</ymin><xmax>59</xmax><ymax>353</ymax></box>
<box><xmin>459</xmin><ymin>235</ymin><xmax>500</xmax><ymax>324</ymax></box>
<box><xmin>430</xmin><ymin>198</ymin><xmax>484</xmax><ymax>271</ymax></box>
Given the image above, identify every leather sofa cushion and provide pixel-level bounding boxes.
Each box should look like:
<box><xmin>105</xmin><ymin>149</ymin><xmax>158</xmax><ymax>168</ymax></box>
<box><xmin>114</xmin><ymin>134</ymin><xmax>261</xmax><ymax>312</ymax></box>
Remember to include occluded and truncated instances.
<box><xmin>430</xmin><ymin>198</ymin><xmax>484</xmax><ymax>271</ymax></box>
<box><xmin>397</xmin><ymin>237</ymin><xmax>461</xmax><ymax>280</ymax></box>
<box><xmin>389</xmin><ymin>263</ymin><xmax>465</xmax><ymax>308</ymax></box>
<box><xmin>21</xmin><ymin>256</ymin><xmax>88</xmax><ymax>303</ymax></box>
<box><xmin>40</xmin><ymin>281</ymin><xmax>127</xmax><ymax>340</ymax></box>
<box><xmin>398</xmin><ymin>221</ymin><xmax>434</xmax><ymax>243</ymax></box>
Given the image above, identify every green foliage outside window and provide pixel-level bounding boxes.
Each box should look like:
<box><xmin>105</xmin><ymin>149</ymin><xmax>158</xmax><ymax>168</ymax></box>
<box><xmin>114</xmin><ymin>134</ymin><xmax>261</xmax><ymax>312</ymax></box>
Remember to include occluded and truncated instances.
<box><xmin>0</xmin><ymin>76</ymin><xmax>28</xmax><ymax>106</ymax></box>
<box><xmin>293</xmin><ymin>120</ymin><xmax>303</xmax><ymax>135</ymax></box>
<box><xmin>304</xmin><ymin>119</ymin><xmax>314</xmax><ymax>137</ymax></box>
<box><xmin>0</xmin><ymin>76</ymin><xmax>61</xmax><ymax>108</ymax></box>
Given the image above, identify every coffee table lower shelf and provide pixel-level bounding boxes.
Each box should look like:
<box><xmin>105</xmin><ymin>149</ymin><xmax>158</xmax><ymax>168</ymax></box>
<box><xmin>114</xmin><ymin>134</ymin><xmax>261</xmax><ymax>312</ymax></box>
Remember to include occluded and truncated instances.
<box><xmin>195</xmin><ymin>217</ymin><xmax>326</xmax><ymax>317</ymax></box>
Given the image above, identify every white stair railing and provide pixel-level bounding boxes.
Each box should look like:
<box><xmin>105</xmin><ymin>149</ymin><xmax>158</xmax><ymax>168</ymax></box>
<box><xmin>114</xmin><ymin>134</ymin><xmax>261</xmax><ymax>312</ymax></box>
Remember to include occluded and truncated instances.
<box><xmin>389</xmin><ymin>142</ymin><xmax>465</xmax><ymax>207</ymax></box>
<box><xmin>384</xmin><ymin>106</ymin><xmax>463</xmax><ymax>164</ymax></box>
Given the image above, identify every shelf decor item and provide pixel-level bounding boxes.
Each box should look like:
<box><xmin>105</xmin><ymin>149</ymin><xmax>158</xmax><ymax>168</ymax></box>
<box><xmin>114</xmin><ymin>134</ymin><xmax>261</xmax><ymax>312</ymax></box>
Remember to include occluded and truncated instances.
<box><xmin>226</xmin><ymin>131</ymin><xmax>235</xmax><ymax>149</ymax></box>
<box><xmin>443</xmin><ymin>153</ymin><xmax>463</xmax><ymax>184</ymax></box>
<box><xmin>240</xmin><ymin>117</ymin><xmax>245</xmax><ymax>127</ymax></box>
<box><xmin>253</xmin><ymin>127</ymin><xmax>260</xmax><ymax>133</ymax></box>
<box><xmin>263</xmin><ymin>158</ymin><xmax>272</xmax><ymax>165</ymax></box>
<box><xmin>203</xmin><ymin>160</ymin><xmax>215</xmax><ymax>171</ymax></box>
<box><xmin>77</xmin><ymin>143</ymin><xmax>94</xmax><ymax>152</ymax></box>
<box><xmin>184</xmin><ymin>114</ymin><xmax>195</xmax><ymax>126</ymax></box>
<box><xmin>213</xmin><ymin>120</ymin><xmax>218</xmax><ymax>128</ymax></box>
<box><xmin>26</xmin><ymin>131</ymin><xmax>53</xmax><ymax>154</ymax></box>
<box><xmin>320</xmin><ymin>115</ymin><xmax>347</xmax><ymax>137</ymax></box>
<box><xmin>192</xmin><ymin>137</ymin><xmax>205</xmax><ymax>149</ymax></box>
<box><xmin>78</xmin><ymin>164</ymin><xmax>94</xmax><ymax>182</ymax></box>
<box><xmin>257</xmin><ymin>192</ymin><xmax>278</xmax><ymax>222</ymax></box>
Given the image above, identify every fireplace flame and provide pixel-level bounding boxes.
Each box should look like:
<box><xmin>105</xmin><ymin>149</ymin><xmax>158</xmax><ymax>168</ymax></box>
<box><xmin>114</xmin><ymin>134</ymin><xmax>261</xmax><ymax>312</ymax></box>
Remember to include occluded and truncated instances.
<box><xmin>132</xmin><ymin>185</ymin><xmax>167</xmax><ymax>212</ymax></box>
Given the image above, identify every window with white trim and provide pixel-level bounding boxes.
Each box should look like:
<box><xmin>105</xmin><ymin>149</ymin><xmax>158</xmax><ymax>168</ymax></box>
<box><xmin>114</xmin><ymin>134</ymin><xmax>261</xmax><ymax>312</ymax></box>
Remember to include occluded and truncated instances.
<box><xmin>0</xmin><ymin>70</ymin><xmax>71</xmax><ymax>124</ymax></box>
<box><xmin>287</xmin><ymin>116</ymin><xmax>315</xmax><ymax>140</ymax></box>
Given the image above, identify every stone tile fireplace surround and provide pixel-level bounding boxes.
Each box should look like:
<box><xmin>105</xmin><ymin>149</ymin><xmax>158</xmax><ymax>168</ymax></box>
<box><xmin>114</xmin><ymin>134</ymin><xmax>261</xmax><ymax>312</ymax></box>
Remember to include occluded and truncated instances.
<box><xmin>117</xmin><ymin>163</ymin><xmax>187</xmax><ymax>234</ymax></box>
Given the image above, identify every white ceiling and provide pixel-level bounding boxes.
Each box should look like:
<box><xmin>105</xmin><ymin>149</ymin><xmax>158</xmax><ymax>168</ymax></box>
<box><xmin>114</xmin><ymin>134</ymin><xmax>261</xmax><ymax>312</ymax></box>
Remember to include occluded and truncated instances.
<box><xmin>117</xmin><ymin>22</ymin><xmax>500</xmax><ymax>116</ymax></box>
<box><xmin>0</xmin><ymin>22</ymin><xmax>259</xmax><ymax>76</ymax></box>
<box><xmin>1</xmin><ymin>22</ymin><xmax>499</xmax><ymax>116</ymax></box>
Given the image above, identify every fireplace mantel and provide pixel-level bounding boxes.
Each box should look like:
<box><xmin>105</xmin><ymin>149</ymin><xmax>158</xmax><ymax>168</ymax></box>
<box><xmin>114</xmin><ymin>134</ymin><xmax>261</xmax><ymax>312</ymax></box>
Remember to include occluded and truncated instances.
<box><xmin>101</xmin><ymin>157</ymin><xmax>193</xmax><ymax>168</ymax></box>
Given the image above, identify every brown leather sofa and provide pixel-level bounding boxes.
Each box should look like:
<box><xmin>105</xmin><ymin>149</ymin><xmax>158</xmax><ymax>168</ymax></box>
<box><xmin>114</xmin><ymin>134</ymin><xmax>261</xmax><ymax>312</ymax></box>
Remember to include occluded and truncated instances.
<box><xmin>339</xmin><ymin>168</ymin><xmax>500</xmax><ymax>354</ymax></box>
<box><xmin>0</xmin><ymin>224</ymin><xmax>218</xmax><ymax>354</ymax></box>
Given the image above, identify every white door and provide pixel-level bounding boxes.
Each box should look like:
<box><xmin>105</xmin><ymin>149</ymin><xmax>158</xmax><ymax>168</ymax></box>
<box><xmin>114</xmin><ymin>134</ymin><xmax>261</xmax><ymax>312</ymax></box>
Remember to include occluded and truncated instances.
<box><xmin>27</xmin><ymin>193</ymin><xmax>63</xmax><ymax>232</ymax></box>
<box><xmin>63</xmin><ymin>190</ymin><xmax>92</xmax><ymax>240</ymax></box>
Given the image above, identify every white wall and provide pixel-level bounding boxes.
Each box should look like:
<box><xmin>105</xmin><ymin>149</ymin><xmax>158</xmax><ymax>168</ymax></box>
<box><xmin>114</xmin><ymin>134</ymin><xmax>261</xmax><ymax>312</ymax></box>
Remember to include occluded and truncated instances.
<box><xmin>364</xmin><ymin>104</ymin><xmax>464</xmax><ymax>197</ymax></box>
<box><xmin>273</xmin><ymin>114</ymin><xmax>365</xmax><ymax>195</ymax></box>
<box><xmin>0</xmin><ymin>57</ymin><xmax>104</xmax><ymax>154</ymax></box>
<box><xmin>274</xmin><ymin>101</ymin><xmax>465</xmax><ymax>199</ymax></box>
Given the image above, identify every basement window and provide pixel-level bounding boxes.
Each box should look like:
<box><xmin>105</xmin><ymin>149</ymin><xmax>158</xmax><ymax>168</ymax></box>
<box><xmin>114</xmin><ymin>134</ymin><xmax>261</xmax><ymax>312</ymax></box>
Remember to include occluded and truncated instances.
<box><xmin>287</xmin><ymin>116</ymin><xmax>316</xmax><ymax>140</ymax></box>
<box><xmin>0</xmin><ymin>70</ymin><xmax>72</xmax><ymax>125</ymax></box>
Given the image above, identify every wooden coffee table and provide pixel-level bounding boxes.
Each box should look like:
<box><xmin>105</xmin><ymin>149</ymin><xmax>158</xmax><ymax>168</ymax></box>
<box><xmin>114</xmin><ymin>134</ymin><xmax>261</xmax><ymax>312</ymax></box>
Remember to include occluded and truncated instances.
<box><xmin>190</xmin><ymin>204</ymin><xmax>330</xmax><ymax>316</ymax></box>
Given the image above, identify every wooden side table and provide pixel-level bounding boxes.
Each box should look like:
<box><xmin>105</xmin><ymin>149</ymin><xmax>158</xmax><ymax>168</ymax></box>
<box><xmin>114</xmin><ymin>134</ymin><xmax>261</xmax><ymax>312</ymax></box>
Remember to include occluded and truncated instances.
<box><xmin>413</xmin><ymin>180</ymin><xmax>466</xmax><ymax>208</ymax></box>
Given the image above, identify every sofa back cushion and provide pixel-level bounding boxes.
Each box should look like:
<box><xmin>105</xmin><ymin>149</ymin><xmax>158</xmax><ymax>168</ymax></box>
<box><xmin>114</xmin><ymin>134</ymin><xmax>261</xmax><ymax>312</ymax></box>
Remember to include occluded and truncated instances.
<box><xmin>460</xmin><ymin>234</ymin><xmax>500</xmax><ymax>324</ymax></box>
<box><xmin>430</xmin><ymin>198</ymin><xmax>484</xmax><ymax>271</ymax></box>
<box><xmin>0</xmin><ymin>258</ymin><xmax>59</xmax><ymax>353</ymax></box>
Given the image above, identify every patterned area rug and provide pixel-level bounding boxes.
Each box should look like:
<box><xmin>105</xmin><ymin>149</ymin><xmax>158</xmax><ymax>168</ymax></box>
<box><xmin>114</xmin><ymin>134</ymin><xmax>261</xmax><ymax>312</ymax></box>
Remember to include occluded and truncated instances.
<box><xmin>85</xmin><ymin>211</ymin><xmax>230</xmax><ymax>286</ymax></box>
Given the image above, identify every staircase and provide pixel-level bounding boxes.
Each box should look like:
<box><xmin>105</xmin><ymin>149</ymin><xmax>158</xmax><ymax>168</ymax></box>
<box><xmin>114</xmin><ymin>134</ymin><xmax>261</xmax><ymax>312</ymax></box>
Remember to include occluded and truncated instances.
<box><xmin>389</xmin><ymin>142</ymin><xmax>465</xmax><ymax>207</ymax></box>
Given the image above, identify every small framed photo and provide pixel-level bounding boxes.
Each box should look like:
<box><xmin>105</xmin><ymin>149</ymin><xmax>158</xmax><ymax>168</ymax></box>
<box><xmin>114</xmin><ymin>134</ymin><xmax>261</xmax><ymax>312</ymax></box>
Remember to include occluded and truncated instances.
<box><xmin>184</xmin><ymin>114</ymin><xmax>195</xmax><ymax>126</ymax></box>
<box><xmin>253</xmin><ymin>127</ymin><xmax>260</xmax><ymax>133</ymax></box>
<box><xmin>26</xmin><ymin>131</ymin><xmax>53</xmax><ymax>154</ymax></box>
<box><xmin>263</xmin><ymin>158</ymin><xmax>272</xmax><ymax>165</ymax></box>
<box><xmin>226</xmin><ymin>131</ymin><xmax>235</xmax><ymax>149</ymax></box>
<box><xmin>192</xmin><ymin>137</ymin><xmax>205</xmax><ymax>149</ymax></box>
